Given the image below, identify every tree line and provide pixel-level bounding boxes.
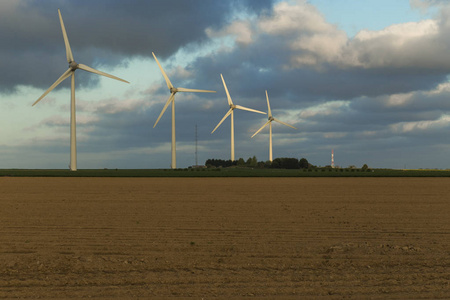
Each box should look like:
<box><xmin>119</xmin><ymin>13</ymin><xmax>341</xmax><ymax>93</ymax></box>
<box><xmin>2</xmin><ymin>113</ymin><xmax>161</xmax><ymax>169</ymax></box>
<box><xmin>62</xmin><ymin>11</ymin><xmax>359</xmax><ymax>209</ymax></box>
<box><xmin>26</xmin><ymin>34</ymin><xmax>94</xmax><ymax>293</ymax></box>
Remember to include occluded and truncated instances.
<box><xmin>205</xmin><ymin>157</ymin><xmax>371</xmax><ymax>170</ymax></box>
<box><xmin>205</xmin><ymin>157</ymin><xmax>312</xmax><ymax>169</ymax></box>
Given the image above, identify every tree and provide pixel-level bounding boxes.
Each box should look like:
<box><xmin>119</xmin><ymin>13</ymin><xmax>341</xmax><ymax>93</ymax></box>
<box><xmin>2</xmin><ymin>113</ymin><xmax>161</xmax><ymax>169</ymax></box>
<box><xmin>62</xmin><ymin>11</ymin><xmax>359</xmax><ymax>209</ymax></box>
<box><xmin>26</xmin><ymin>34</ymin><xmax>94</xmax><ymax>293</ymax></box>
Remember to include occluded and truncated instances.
<box><xmin>284</xmin><ymin>158</ymin><xmax>299</xmax><ymax>169</ymax></box>
<box><xmin>272</xmin><ymin>157</ymin><xmax>299</xmax><ymax>169</ymax></box>
<box><xmin>271</xmin><ymin>159</ymin><xmax>280</xmax><ymax>168</ymax></box>
<box><xmin>299</xmin><ymin>158</ymin><xmax>309</xmax><ymax>169</ymax></box>
<box><xmin>246</xmin><ymin>156</ymin><xmax>257</xmax><ymax>167</ymax></box>
<box><xmin>256</xmin><ymin>161</ymin><xmax>265</xmax><ymax>168</ymax></box>
<box><xmin>205</xmin><ymin>158</ymin><xmax>236</xmax><ymax>168</ymax></box>
<box><xmin>361</xmin><ymin>164</ymin><xmax>369</xmax><ymax>171</ymax></box>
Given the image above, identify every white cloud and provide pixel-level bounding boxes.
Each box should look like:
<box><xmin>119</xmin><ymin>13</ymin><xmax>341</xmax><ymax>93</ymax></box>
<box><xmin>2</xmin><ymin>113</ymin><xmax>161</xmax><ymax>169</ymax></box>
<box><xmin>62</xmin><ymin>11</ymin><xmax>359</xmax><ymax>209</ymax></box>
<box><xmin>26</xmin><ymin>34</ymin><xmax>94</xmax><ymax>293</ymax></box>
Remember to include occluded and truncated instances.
<box><xmin>208</xmin><ymin>0</ymin><xmax>450</xmax><ymax>71</ymax></box>
<box><xmin>290</xmin><ymin>31</ymin><xmax>347</xmax><ymax>65</ymax></box>
<box><xmin>204</xmin><ymin>0</ymin><xmax>449</xmax><ymax>72</ymax></box>
<box><xmin>354</xmin><ymin>20</ymin><xmax>438</xmax><ymax>43</ymax></box>
<box><xmin>391</xmin><ymin>114</ymin><xmax>450</xmax><ymax>133</ymax></box>
<box><xmin>385</xmin><ymin>93</ymin><xmax>414</xmax><ymax>107</ymax></box>
<box><xmin>258</xmin><ymin>0</ymin><xmax>348</xmax><ymax>67</ymax></box>
<box><xmin>427</xmin><ymin>81</ymin><xmax>450</xmax><ymax>95</ymax></box>
<box><xmin>206</xmin><ymin>20</ymin><xmax>254</xmax><ymax>46</ymax></box>
<box><xmin>168</xmin><ymin>66</ymin><xmax>194</xmax><ymax>80</ymax></box>
<box><xmin>259</xmin><ymin>1</ymin><xmax>331</xmax><ymax>35</ymax></box>
<box><xmin>300</xmin><ymin>101</ymin><xmax>350</xmax><ymax>118</ymax></box>
<box><xmin>410</xmin><ymin>0</ymin><xmax>448</xmax><ymax>12</ymax></box>
<box><xmin>346</xmin><ymin>19</ymin><xmax>443</xmax><ymax>68</ymax></box>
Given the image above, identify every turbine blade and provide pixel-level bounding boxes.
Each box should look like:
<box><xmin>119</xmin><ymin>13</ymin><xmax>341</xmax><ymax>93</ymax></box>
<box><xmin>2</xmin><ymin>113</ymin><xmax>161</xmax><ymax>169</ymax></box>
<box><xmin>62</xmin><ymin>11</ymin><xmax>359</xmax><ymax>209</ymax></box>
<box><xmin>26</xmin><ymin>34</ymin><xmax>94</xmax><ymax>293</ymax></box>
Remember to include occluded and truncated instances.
<box><xmin>153</xmin><ymin>93</ymin><xmax>175</xmax><ymax>128</ymax></box>
<box><xmin>58</xmin><ymin>9</ymin><xmax>74</xmax><ymax>63</ymax></box>
<box><xmin>251</xmin><ymin>120</ymin><xmax>271</xmax><ymax>138</ymax></box>
<box><xmin>266</xmin><ymin>90</ymin><xmax>272</xmax><ymax>117</ymax></box>
<box><xmin>211</xmin><ymin>109</ymin><xmax>232</xmax><ymax>134</ymax></box>
<box><xmin>220</xmin><ymin>74</ymin><xmax>233</xmax><ymax>106</ymax></box>
<box><xmin>152</xmin><ymin>52</ymin><xmax>173</xmax><ymax>90</ymax></box>
<box><xmin>32</xmin><ymin>68</ymin><xmax>72</xmax><ymax>106</ymax></box>
<box><xmin>77</xmin><ymin>64</ymin><xmax>129</xmax><ymax>83</ymax></box>
<box><xmin>273</xmin><ymin>117</ymin><xmax>297</xmax><ymax>129</ymax></box>
<box><xmin>176</xmin><ymin>87</ymin><xmax>216</xmax><ymax>93</ymax></box>
<box><xmin>234</xmin><ymin>105</ymin><xmax>266</xmax><ymax>114</ymax></box>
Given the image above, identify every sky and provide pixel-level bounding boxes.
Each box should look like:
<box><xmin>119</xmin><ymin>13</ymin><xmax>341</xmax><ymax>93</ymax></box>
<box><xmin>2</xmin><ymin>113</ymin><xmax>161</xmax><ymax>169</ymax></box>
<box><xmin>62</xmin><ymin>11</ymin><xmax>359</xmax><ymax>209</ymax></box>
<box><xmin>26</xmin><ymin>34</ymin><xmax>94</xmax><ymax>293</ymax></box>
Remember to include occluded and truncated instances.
<box><xmin>1</xmin><ymin>0</ymin><xmax>450</xmax><ymax>170</ymax></box>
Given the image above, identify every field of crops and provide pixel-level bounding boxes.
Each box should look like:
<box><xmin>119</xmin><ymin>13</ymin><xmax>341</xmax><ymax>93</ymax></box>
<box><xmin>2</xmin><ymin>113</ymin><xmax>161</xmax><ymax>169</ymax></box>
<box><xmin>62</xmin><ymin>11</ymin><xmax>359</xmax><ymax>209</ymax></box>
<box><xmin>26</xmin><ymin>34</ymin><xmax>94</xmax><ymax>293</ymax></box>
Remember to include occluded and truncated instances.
<box><xmin>0</xmin><ymin>177</ymin><xmax>449</xmax><ymax>298</ymax></box>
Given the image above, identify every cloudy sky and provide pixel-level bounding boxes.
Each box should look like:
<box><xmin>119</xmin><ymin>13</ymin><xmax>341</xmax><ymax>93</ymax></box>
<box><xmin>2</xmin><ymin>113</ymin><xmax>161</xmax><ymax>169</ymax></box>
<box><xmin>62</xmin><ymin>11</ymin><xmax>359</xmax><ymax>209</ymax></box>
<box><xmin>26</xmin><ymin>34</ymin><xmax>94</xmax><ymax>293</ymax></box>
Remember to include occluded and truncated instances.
<box><xmin>1</xmin><ymin>0</ymin><xmax>450</xmax><ymax>169</ymax></box>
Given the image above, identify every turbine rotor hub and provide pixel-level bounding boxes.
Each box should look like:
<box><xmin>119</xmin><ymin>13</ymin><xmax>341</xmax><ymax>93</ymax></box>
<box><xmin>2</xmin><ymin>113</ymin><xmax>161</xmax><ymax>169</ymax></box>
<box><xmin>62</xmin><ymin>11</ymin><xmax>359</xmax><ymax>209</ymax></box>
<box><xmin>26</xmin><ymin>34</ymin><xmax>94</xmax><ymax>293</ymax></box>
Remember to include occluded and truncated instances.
<box><xmin>69</xmin><ymin>61</ymin><xmax>79</xmax><ymax>70</ymax></box>
<box><xmin>269</xmin><ymin>116</ymin><xmax>274</xmax><ymax>121</ymax></box>
<box><xmin>170</xmin><ymin>87</ymin><xmax>178</xmax><ymax>93</ymax></box>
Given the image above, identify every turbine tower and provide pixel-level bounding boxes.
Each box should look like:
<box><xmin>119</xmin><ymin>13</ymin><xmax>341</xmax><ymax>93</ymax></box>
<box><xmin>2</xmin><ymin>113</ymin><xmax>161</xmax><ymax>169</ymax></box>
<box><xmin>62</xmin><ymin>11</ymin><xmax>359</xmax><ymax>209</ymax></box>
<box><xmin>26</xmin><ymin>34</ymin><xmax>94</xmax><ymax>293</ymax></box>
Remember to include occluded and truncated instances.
<box><xmin>251</xmin><ymin>90</ymin><xmax>296</xmax><ymax>162</ymax></box>
<box><xmin>211</xmin><ymin>74</ymin><xmax>266</xmax><ymax>161</ymax></box>
<box><xmin>33</xmin><ymin>9</ymin><xmax>129</xmax><ymax>171</ymax></box>
<box><xmin>195</xmin><ymin>124</ymin><xmax>198</xmax><ymax>167</ymax></box>
<box><xmin>152</xmin><ymin>52</ymin><xmax>216</xmax><ymax>169</ymax></box>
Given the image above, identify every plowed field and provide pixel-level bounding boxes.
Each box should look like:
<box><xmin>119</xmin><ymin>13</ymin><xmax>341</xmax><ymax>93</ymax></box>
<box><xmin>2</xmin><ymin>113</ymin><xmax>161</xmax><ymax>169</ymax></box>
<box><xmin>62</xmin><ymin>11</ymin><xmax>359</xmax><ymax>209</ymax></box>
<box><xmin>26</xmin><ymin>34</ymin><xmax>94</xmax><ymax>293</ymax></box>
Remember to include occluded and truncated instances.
<box><xmin>0</xmin><ymin>177</ymin><xmax>449</xmax><ymax>299</ymax></box>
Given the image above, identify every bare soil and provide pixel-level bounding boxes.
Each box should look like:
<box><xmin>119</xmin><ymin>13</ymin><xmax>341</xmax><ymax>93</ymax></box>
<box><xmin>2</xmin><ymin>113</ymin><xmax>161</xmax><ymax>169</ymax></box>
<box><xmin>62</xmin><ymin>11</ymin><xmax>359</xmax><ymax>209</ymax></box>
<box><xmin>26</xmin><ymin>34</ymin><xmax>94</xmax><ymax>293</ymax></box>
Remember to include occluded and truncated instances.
<box><xmin>0</xmin><ymin>177</ymin><xmax>449</xmax><ymax>299</ymax></box>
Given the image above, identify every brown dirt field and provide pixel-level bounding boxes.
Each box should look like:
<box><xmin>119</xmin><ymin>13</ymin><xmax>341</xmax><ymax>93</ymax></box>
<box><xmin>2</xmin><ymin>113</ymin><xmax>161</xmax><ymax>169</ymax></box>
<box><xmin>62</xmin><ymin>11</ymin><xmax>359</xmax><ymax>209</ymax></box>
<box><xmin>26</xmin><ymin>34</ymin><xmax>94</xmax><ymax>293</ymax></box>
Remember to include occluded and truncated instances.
<box><xmin>0</xmin><ymin>177</ymin><xmax>449</xmax><ymax>299</ymax></box>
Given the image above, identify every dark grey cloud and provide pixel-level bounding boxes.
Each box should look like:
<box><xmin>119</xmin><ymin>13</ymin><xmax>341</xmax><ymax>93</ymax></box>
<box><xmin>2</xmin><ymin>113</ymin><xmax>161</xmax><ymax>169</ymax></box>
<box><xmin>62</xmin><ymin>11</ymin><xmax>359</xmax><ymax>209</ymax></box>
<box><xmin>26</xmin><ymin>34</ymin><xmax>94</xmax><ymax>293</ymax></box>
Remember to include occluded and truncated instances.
<box><xmin>190</xmin><ymin>29</ymin><xmax>449</xmax><ymax>108</ymax></box>
<box><xmin>0</xmin><ymin>0</ymin><xmax>273</xmax><ymax>92</ymax></box>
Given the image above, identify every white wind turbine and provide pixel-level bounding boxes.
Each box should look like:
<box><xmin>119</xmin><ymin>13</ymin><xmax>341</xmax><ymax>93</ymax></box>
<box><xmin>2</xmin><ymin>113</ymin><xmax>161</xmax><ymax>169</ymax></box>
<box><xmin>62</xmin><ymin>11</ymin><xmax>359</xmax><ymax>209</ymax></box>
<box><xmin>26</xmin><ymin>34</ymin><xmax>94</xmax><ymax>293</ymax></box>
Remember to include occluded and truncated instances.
<box><xmin>152</xmin><ymin>52</ymin><xmax>216</xmax><ymax>169</ymax></box>
<box><xmin>251</xmin><ymin>90</ymin><xmax>296</xmax><ymax>162</ymax></box>
<box><xmin>211</xmin><ymin>74</ymin><xmax>266</xmax><ymax>161</ymax></box>
<box><xmin>32</xmin><ymin>9</ymin><xmax>129</xmax><ymax>171</ymax></box>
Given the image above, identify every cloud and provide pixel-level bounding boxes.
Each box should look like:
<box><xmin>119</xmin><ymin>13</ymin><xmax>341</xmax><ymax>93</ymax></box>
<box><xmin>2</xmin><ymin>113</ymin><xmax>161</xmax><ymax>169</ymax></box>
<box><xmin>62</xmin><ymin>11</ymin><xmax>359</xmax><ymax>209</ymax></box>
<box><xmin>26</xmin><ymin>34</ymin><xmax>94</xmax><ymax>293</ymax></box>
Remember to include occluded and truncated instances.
<box><xmin>299</xmin><ymin>101</ymin><xmax>350</xmax><ymax>118</ymax></box>
<box><xmin>258</xmin><ymin>0</ymin><xmax>348</xmax><ymax>68</ymax></box>
<box><xmin>218</xmin><ymin>1</ymin><xmax>450</xmax><ymax>106</ymax></box>
<box><xmin>206</xmin><ymin>20</ymin><xmax>255</xmax><ymax>46</ymax></box>
<box><xmin>78</xmin><ymin>97</ymin><xmax>151</xmax><ymax>115</ymax></box>
<box><xmin>259</xmin><ymin>1</ymin><xmax>330</xmax><ymax>34</ymax></box>
<box><xmin>3</xmin><ymin>0</ymin><xmax>450</xmax><ymax>169</ymax></box>
<box><xmin>410</xmin><ymin>0</ymin><xmax>448</xmax><ymax>11</ymax></box>
<box><xmin>390</xmin><ymin>114</ymin><xmax>450</xmax><ymax>133</ymax></box>
<box><xmin>0</xmin><ymin>0</ymin><xmax>274</xmax><ymax>92</ymax></box>
<box><xmin>344</xmin><ymin>20</ymin><xmax>448</xmax><ymax>69</ymax></box>
<box><xmin>254</xmin><ymin>1</ymin><xmax>450</xmax><ymax>72</ymax></box>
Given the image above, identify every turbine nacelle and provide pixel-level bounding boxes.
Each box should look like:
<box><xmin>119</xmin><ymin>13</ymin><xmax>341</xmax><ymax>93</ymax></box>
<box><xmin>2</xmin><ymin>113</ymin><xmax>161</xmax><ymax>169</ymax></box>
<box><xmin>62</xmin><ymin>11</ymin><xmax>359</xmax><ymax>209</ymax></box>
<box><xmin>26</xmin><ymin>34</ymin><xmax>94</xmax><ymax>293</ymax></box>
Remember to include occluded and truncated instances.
<box><xmin>170</xmin><ymin>87</ymin><xmax>178</xmax><ymax>94</ymax></box>
<box><xmin>269</xmin><ymin>116</ymin><xmax>274</xmax><ymax>121</ymax></box>
<box><xmin>69</xmin><ymin>61</ymin><xmax>79</xmax><ymax>70</ymax></box>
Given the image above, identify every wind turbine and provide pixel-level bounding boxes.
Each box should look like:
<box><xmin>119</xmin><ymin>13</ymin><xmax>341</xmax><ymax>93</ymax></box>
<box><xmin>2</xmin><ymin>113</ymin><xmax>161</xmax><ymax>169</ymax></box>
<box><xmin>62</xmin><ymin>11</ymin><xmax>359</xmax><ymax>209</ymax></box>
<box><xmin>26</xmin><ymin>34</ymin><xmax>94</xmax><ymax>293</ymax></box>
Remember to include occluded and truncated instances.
<box><xmin>152</xmin><ymin>52</ymin><xmax>216</xmax><ymax>169</ymax></box>
<box><xmin>211</xmin><ymin>74</ymin><xmax>266</xmax><ymax>161</ymax></box>
<box><xmin>251</xmin><ymin>90</ymin><xmax>296</xmax><ymax>162</ymax></box>
<box><xmin>32</xmin><ymin>9</ymin><xmax>129</xmax><ymax>171</ymax></box>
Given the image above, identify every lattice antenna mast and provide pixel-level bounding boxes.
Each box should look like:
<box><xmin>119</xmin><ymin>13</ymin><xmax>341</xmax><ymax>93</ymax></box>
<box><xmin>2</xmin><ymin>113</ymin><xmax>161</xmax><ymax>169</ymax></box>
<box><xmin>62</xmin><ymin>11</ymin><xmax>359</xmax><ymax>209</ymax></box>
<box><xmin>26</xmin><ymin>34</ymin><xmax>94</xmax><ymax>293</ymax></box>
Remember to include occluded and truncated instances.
<box><xmin>331</xmin><ymin>149</ymin><xmax>335</xmax><ymax>168</ymax></box>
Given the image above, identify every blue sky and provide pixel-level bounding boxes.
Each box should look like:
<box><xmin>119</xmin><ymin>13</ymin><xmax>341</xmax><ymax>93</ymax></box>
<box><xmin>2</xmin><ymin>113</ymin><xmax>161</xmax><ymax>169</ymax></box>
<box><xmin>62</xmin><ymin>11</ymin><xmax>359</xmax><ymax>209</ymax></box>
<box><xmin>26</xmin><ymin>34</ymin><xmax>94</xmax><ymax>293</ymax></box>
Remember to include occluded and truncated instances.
<box><xmin>311</xmin><ymin>0</ymin><xmax>438</xmax><ymax>36</ymax></box>
<box><xmin>1</xmin><ymin>0</ymin><xmax>450</xmax><ymax>169</ymax></box>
